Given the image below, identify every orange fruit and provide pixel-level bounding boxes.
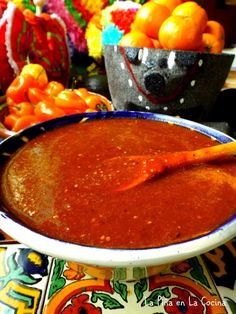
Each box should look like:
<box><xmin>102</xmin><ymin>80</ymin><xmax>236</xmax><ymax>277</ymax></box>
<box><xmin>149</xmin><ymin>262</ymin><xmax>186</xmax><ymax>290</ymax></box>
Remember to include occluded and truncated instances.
<box><xmin>204</xmin><ymin>20</ymin><xmax>225</xmax><ymax>49</ymax></box>
<box><xmin>152</xmin><ymin>0</ymin><xmax>183</xmax><ymax>12</ymax></box>
<box><xmin>201</xmin><ymin>33</ymin><xmax>223</xmax><ymax>53</ymax></box>
<box><xmin>159</xmin><ymin>15</ymin><xmax>203</xmax><ymax>50</ymax></box>
<box><xmin>119</xmin><ymin>30</ymin><xmax>155</xmax><ymax>48</ymax></box>
<box><xmin>172</xmin><ymin>1</ymin><xmax>208</xmax><ymax>32</ymax></box>
<box><xmin>131</xmin><ymin>2</ymin><xmax>170</xmax><ymax>39</ymax></box>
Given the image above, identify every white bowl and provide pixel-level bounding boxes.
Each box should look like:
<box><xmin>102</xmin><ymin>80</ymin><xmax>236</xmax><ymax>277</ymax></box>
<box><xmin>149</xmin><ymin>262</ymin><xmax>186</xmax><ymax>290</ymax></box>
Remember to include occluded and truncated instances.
<box><xmin>0</xmin><ymin>111</ymin><xmax>235</xmax><ymax>280</ymax></box>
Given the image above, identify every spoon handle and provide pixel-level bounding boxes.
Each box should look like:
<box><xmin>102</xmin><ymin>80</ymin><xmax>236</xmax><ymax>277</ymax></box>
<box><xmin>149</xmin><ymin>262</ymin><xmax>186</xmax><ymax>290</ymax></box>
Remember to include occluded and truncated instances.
<box><xmin>172</xmin><ymin>140</ymin><xmax>236</xmax><ymax>168</ymax></box>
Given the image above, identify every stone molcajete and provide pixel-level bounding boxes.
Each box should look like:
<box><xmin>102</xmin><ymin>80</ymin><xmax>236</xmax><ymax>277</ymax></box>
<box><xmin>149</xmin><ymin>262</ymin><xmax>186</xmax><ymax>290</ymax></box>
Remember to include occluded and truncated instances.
<box><xmin>104</xmin><ymin>45</ymin><xmax>234</xmax><ymax>121</ymax></box>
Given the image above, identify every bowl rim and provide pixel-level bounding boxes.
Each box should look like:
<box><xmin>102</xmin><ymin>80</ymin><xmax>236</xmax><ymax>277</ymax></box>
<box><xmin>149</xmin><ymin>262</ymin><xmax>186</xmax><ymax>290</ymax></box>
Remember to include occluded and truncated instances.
<box><xmin>0</xmin><ymin>111</ymin><xmax>235</xmax><ymax>267</ymax></box>
<box><xmin>104</xmin><ymin>43</ymin><xmax>236</xmax><ymax>58</ymax></box>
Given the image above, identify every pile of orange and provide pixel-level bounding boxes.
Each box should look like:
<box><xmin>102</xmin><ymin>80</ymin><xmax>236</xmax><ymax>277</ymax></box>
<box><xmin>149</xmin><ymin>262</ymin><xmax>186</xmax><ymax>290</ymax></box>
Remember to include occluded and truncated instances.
<box><xmin>119</xmin><ymin>0</ymin><xmax>225</xmax><ymax>53</ymax></box>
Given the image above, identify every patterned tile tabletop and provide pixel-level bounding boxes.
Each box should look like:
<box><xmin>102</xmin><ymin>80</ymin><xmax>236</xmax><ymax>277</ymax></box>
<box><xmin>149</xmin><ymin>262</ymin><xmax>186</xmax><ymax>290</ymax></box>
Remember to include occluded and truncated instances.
<box><xmin>0</xmin><ymin>236</ymin><xmax>235</xmax><ymax>314</ymax></box>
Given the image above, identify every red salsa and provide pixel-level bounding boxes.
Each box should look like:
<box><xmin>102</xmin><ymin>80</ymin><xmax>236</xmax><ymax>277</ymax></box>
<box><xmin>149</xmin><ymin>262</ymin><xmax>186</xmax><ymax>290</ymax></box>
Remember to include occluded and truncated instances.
<box><xmin>1</xmin><ymin>118</ymin><xmax>236</xmax><ymax>248</ymax></box>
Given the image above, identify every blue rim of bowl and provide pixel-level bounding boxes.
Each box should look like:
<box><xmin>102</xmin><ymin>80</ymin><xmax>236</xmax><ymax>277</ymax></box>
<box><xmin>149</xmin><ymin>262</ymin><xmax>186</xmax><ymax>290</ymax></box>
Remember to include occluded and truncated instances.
<box><xmin>0</xmin><ymin>111</ymin><xmax>235</xmax><ymax>267</ymax></box>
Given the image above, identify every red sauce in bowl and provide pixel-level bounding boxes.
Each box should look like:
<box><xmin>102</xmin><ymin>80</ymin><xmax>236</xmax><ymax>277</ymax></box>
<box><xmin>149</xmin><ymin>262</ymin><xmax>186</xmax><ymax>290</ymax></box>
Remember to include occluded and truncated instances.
<box><xmin>1</xmin><ymin>118</ymin><xmax>236</xmax><ymax>249</ymax></box>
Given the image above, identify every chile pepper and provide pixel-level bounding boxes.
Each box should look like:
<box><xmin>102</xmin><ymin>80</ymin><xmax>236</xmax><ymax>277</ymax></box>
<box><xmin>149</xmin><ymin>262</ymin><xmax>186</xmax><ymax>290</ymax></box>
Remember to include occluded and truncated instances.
<box><xmin>6</xmin><ymin>74</ymin><xmax>37</xmax><ymax>103</ymax></box>
<box><xmin>54</xmin><ymin>90</ymin><xmax>88</xmax><ymax>112</ymax></box>
<box><xmin>20</xmin><ymin>63</ymin><xmax>48</xmax><ymax>89</ymax></box>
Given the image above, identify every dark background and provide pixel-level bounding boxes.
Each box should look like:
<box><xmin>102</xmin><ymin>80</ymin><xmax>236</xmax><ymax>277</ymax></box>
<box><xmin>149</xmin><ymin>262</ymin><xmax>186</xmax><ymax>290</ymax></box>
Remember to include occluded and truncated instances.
<box><xmin>203</xmin><ymin>0</ymin><xmax>236</xmax><ymax>47</ymax></box>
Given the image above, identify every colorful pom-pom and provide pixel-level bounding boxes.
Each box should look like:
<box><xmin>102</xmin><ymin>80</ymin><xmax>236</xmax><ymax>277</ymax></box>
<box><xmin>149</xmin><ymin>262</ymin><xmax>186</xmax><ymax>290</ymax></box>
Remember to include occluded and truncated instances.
<box><xmin>102</xmin><ymin>23</ymin><xmax>124</xmax><ymax>46</ymax></box>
